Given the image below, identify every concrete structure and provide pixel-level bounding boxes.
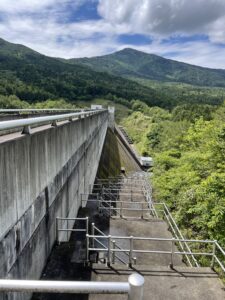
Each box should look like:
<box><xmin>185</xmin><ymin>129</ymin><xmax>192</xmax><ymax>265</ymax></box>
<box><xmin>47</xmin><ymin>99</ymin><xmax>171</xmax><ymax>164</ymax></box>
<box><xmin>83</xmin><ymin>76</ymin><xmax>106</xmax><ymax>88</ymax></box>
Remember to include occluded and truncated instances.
<box><xmin>0</xmin><ymin>110</ymin><xmax>108</xmax><ymax>300</ymax></box>
<box><xmin>0</xmin><ymin>109</ymin><xmax>224</xmax><ymax>300</ymax></box>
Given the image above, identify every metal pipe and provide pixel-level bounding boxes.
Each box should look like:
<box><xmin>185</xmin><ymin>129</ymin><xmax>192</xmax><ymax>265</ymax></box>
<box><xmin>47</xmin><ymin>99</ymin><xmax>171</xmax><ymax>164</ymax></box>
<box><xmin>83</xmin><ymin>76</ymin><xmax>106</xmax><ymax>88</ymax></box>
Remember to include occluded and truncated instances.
<box><xmin>91</xmin><ymin>223</ymin><xmax>95</xmax><ymax>248</ymax></box>
<box><xmin>0</xmin><ymin>109</ymin><xmax>83</xmax><ymax>112</ymax></box>
<box><xmin>0</xmin><ymin>110</ymin><xmax>106</xmax><ymax>132</ymax></box>
<box><xmin>86</xmin><ymin>217</ymin><xmax>89</xmax><ymax>233</ymax></box>
<box><xmin>108</xmin><ymin>235</ymin><xmax>112</xmax><ymax>265</ymax></box>
<box><xmin>56</xmin><ymin>217</ymin><xmax>59</xmax><ymax>244</ymax></box>
<box><xmin>211</xmin><ymin>241</ymin><xmax>216</xmax><ymax>268</ymax></box>
<box><xmin>0</xmin><ymin>279</ymin><xmax>129</xmax><ymax>294</ymax></box>
<box><xmin>128</xmin><ymin>273</ymin><xmax>145</xmax><ymax>300</ymax></box>
<box><xmin>112</xmin><ymin>240</ymin><xmax>116</xmax><ymax>264</ymax></box>
<box><xmin>129</xmin><ymin>236</ymin><xmax>134</xmax><ymax>267</ymax></box>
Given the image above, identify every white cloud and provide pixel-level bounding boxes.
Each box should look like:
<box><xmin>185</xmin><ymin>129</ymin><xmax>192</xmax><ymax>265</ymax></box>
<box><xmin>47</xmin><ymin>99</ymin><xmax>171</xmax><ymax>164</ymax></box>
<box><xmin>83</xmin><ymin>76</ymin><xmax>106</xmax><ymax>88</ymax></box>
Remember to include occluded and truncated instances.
<box><xmin>0</xmin><ymin>0</ymin><xmax>225</xmax><ymax>69</ymax></box>
<box><xmin>0</xmin><ymin>0</ymin><xmax>87</xmax><ymax>13</ymax></box>
<box><xmin>98</xmin><ymin>0</ymin><xmax>225</xmax><ymax>42</ymax></box>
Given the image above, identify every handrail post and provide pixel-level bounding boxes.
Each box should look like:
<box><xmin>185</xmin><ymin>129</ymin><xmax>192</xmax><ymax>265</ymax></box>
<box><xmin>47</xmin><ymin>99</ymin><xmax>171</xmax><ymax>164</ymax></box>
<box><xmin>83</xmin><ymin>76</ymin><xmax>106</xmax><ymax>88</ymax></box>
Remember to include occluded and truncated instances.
<box><xmin>170</xmin><ymin>238</ymin><xmax>175</xmax><ymax>268</ymax></box>
<box><xmin>107</xmin><ymin>235</ymin><xmax>112</xmax><ymax>266</ymax></box>
<box><xmin>141</xmin><ymin>203</ymin><xmax>144</xmax><ymax>219</ymax></box>
<box><xmin>67</xmin><ymin>218</ymin><xmax>69</xmax><ymax>241</ymax></box>
<box><xmin>56</xmin><ymin>217</ymin><xmax>59</xmax><ymax>244</ymax></box>
<box><xmin>86</xmin><ymin>234</ymin><xmax>89</xmax><ymax>263</ymax></box>
<box><xmin>120</xmin><ymin>202</ymin><xmax>123</xmax><ymax>218</ymax></box>
<box><xmin>111</xmin><ymin>205</ymin><xmax>114</xmax><ymax>217</ymax></box>
<box><xmin>86</xmin><ymin>217</ymin><xmax>89</xmax><ymax>234</ymax></box>
<box><xmin>128</xmin><ymin>273</ymin><xmax>145</xmax><ymax>300</ymax></box>
<box><xmin>211</xmin><ymin>240</ymin><xmax>217</xmax><ymax>269</ymax></box>
<box><xmin>91</xmin><ymin>223</ymin><xmax>95</xmax><ymax>248</ymax></box>
<box><xmin>112</xmin><ymin>240</ymin><xmax>116</xmax><ymax>264</ymax></box>
<box><xmin>129</xmin><ymin>236</ymin><xmax>134</xmax><ymax>267</ymax></box>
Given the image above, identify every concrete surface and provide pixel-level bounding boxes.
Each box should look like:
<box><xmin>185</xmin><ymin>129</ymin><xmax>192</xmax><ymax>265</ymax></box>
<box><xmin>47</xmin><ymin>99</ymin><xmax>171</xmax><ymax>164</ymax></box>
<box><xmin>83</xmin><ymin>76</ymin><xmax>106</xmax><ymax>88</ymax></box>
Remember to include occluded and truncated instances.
<box><xmin>90</xmin><ymin>264</ymin><xmax>225</xmax><ymax>300</ymax></box>
<box><xmin>0</xmin><ymin>111</ymin><xmax>109</xmax><ymax>300</ymax></box>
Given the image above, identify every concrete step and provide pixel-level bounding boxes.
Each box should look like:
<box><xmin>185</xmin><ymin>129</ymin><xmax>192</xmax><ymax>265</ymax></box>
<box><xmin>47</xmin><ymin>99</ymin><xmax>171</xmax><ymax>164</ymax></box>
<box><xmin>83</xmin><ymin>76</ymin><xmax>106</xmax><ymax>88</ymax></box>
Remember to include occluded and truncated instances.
<box><xmin>90</xmin><ymin>264</ymin><xmax>225</xmax><ymax>300</ymax></box>
<box><xmin>109</xmin><ymin>219</ymin><xmax>184</xmax><ymax>267</ymax></box>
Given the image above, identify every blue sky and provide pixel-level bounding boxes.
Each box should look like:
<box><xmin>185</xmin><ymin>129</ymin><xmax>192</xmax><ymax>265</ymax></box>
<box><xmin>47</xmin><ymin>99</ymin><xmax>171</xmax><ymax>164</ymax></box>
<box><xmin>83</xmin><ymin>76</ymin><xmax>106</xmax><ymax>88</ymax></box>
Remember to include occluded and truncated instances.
<box><xmin>0</xmin><ymin>0</ymin><xmax>225</xmax><ymax>68</ymax></box>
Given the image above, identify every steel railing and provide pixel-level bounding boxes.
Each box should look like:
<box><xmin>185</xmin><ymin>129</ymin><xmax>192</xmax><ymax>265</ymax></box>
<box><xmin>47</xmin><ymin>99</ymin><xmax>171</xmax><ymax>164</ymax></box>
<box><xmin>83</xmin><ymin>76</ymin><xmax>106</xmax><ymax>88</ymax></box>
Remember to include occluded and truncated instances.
<box><xmin>56</xmin><ymin>217</ymin><xmax>89</xmax><ymax>244</ymax></box>
<box><xmin>154</xmin><ymin>203</ymin><xmax>198</xmax><ymax>267</ymax></box>
<box><xmin>89</xmin><ymin>223</ymin><xmax>129</xmax><ymax>265</ymax></box>
<box><xmin>86</xmin><ymin>233</ymin><xmax>225</xmax><ymax>272</ymax></box>
<box><xmin>0</xmin><ymin>109</ymin><xmax>107</xmax><ymax>134</ymax></box>
<box><xmin>84</xmin><ymin>174</ymin><xmax>225</xmax><ymax>274</ymax></box>
<box><xmin>0</xmin><ymin>273</ymin><xmax>145</xmax><ymax>300</ymax></box>
<box><xmin>0</xmin><ymin>108</ymin><xmax>85</xmax><ymax>113</ymax></box>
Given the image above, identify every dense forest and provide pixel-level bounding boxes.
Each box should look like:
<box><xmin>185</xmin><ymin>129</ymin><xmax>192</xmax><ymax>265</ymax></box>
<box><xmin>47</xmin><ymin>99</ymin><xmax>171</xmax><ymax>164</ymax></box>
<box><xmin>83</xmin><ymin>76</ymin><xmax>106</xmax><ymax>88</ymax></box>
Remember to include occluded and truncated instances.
<box><xmin>122</xmin><ymin>100</ymin><xmax>225</xmax><ymax>264</ymax></box>
<box><xmin>0</xmin><ymin>38</ymin><xmax>225</xmax><ymax>109</ymax></box>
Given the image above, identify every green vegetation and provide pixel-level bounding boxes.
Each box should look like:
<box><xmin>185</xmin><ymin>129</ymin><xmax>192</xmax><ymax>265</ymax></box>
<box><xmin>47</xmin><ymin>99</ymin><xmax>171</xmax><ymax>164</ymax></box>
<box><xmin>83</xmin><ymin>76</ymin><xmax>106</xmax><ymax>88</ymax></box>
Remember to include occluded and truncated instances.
<box><xmin>0</xmin><ymin>38</ymin><xmax>161</xmax><ymax>108</ymax></box>
<box><xmin>70</xmin><ymin>48</ymin><xmax>225</xmax><ymax>87</ymax></box>
<box><xmin>0</xmin><ymin>37</ymin><xmax>224</xmax><ymax>270</ymax></box>
<box><xmin>71</xmin><ymin>48</ymin><xmax>225</xmax><ymax>107</ymax></box>
<box><xmin>122</xmin><ymin>101</ymin><xmax>225</xmax><ymax>251</ymax></box>
<box><xmin>1</xmin><ymin>38</ymin><xmax>225</xmax><ymax>109</ymax></box>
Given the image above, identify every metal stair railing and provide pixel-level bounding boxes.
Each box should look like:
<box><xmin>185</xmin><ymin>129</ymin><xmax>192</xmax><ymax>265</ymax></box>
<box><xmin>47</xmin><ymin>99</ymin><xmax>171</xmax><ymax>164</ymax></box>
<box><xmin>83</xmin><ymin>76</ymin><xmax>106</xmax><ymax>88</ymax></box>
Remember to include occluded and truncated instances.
<box><xmin>86</xmin><ymin>234</ymin><xmax>225</xmax><ymax>273</ymax></box>
<box><xmin>98</xmin><ymin>199</ymin><xmax>160</xmax><ymax>219</ymax></box>
<box><xmin>154</xmin><ymin>203</ymin><xmax>198</xmax><ymax>267</ymax></box>
<box><xmin>90</xmin><ymin>223</ymin><xmax>128</xmax><ymax>265</ymax></box>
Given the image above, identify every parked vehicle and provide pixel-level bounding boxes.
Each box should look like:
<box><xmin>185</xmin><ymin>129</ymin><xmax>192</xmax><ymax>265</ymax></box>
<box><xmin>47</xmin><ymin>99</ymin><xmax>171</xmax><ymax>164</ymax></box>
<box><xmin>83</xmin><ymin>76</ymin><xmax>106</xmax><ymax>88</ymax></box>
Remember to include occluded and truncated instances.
<box><xmin>139</xmin><ymin>156</ymin><xmax>153</xmax><ymax>168</ymax></box>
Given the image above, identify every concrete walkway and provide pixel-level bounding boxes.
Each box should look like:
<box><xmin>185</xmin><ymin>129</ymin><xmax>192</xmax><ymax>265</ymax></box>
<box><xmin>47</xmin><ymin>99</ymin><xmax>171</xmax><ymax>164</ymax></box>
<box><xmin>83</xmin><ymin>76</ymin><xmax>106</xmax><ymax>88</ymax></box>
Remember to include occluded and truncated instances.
<box><xmin>90</xmin><ymin>264</ymin><xmax>225</xmax><ymax>300</ymax></box>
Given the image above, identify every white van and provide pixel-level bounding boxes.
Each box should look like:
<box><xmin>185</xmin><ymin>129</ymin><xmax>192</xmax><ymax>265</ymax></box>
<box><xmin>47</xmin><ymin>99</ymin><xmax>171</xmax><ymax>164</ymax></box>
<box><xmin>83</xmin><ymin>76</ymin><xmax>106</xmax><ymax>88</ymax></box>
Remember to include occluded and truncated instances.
<box><xmin>140</xmin><ymin>156</ymin><xmax>153</xmax><ymax>167</ymax></box>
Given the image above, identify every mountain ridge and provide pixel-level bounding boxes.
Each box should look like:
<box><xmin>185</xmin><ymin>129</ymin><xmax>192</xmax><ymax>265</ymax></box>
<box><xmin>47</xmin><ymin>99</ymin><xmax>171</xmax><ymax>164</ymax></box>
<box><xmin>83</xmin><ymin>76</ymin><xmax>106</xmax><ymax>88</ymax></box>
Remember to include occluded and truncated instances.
<box><xmin>0</xmin><ymin>37</ymin><xmax>224</xmax><ymax>108</ymax></box>
<box><xmin>68</xmin><ymin>47</ymin><xmax>225</xmax><ymax>88</ymax></box>
<box><xmin>0</xmin><ymin>37</ymin><xmax>161</xmax><ymax>106</ymax></box>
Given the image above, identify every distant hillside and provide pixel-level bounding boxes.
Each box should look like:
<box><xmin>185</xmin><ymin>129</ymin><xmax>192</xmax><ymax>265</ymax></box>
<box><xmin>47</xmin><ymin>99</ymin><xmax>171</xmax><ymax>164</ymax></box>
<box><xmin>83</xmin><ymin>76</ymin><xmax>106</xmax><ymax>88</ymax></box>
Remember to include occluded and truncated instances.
<box><xmin>70</xmin><ymin>48</ymin><xmax>225</xmax><ymax>88</ymax></box>
<box><xmin>0</xmin><ymin>38</ymin><xmax>159</xmax><ymax>105</ymax></box>
<box><xmin>0</xmin><ymin>38</ymin><xmax>224</xmax><ymax>109</ymax></box>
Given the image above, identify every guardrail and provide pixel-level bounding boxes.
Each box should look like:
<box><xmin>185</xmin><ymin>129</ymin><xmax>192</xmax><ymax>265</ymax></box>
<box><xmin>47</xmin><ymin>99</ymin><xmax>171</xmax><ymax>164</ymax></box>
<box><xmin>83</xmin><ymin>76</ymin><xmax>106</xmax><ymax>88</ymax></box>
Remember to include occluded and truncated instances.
<box><xmin>154</xmin><ymin>202</ymin><xmax>197</xmax><ymax>267</ymax></box>
<box><xmin>0</xmin><ymin>109</ymin><xmax>107</xmax><ymax>134</ymax></box>
<box><xmin>56</xmin><ymin>217</ymin><xmax>89</xmax><ymax>244</ymax></box>
<box><xmin>0</xmin><ymin>109</ymin><xmax>85</xmax><ymax>113</ymax></box>
<box><xmin>86</xmin><ymin>233</ymin><xmax>225</xmax><ymax>272</ymax></box>
<box><xmin>0</xmin><ymin>273</ymin><xmax>145</xmax><ymax>300</ymax></box>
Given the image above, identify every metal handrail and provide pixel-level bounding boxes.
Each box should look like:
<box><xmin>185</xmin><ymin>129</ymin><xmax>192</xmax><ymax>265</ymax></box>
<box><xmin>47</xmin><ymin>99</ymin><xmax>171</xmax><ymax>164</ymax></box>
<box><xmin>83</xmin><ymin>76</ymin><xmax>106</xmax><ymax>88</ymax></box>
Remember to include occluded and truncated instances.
<box><xmin>0</xmin><ymin>273</ymin><xmax>145</xmax><ymax>300</ymax></box>
<box><xmin>0</xmin><ymin>109</ymin><xmax>84</xmax><ymax>113</ymax></box>
<box><xmin>91</xmin><ymin>224</ymin><xmax>128</xmax><ymax>265</ymax></box>
<box><xmin>154</xmin><ymin>203</ymin><xmax>199</xmax><ymax>267</ymax></box>
<box><xmin>56</xmin><ymin>217</ymin><xmax>89</xmax><ymax>243</ymax></box>
<box><xmin>0</xmin><ymin>109</ymin><xmax>106</xmax><ymax>132</ymax></box>
<box><xmin>86</xmin><ymin>233</ymin><xmax>225</xmax><ymax>272</ymax></box>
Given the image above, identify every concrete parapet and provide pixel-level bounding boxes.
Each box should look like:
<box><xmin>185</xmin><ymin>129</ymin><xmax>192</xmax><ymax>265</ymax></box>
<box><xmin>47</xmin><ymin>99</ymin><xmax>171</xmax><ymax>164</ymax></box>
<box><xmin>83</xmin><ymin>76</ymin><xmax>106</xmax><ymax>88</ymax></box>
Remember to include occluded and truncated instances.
<box><xmin>0</xmin><ymin>111</ymin><xmax>108</xmax><ymax>299</ymax></box>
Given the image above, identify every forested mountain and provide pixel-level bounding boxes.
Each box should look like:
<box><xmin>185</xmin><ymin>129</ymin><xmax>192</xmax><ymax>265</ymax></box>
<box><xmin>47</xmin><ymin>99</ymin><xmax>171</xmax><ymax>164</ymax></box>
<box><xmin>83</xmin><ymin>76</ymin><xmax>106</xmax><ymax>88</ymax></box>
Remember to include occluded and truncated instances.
<box><xmin>71</xmin><ymin>48</ymin><xmax>225</xmax><ymax>87</ymax></box>
<box><xmin>122</xmin><ymin>100</ymin><xmax>225</xmax><ymax>254</ymax></box>
<box><xmin>0</xmin><ymin>38</ymin><xmax>159</xmax><ymax>105</ymax></box>
<box><xmin>0</xmin><ymin>37</ymin><xmax>225</xmax><ymax>109</ymax></box>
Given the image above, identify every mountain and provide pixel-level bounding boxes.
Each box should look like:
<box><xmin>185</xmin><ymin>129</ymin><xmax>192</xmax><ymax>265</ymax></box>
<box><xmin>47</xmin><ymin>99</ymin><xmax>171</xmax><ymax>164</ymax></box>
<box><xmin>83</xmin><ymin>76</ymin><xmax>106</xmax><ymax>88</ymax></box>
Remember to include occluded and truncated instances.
<box><xmin>0</xmin><ymin>38</ymin><xmax>159</xmax><ymax>105</ymax></box>
<box><xmin>0</xmin><ymin>38</ymin><xmax>224</xmax><ymax>109</ymax></box>
<box><xmin>69</xmin><ymin>48</ymin><xmax>225</xmax><ymax>88</ymax></box>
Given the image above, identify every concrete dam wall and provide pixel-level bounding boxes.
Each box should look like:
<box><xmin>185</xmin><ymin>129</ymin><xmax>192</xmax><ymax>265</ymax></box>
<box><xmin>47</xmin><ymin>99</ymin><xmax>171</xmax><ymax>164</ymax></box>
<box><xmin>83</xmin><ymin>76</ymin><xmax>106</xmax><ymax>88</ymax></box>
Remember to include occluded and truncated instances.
<box><xmin>0</xmin><ymin>111</ymin><xmax>108</xmax><ymax>297</ymax></box>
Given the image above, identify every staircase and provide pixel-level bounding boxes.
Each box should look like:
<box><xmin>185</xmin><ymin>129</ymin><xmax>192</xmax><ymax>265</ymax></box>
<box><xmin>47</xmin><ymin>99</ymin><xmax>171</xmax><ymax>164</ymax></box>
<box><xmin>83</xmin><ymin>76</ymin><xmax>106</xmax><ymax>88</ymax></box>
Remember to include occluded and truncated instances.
<box><xmin>86</xmin><ymin>172</ymin><xmax>225</xmax><ymax>300</ymax></box>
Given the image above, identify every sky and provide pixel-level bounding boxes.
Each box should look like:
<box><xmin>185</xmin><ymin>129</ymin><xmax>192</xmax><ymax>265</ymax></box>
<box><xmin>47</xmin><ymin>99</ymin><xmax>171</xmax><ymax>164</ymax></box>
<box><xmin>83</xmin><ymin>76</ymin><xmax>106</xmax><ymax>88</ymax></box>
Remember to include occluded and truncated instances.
<box><xmin>0</xmin><ymin>0</ymin><xmax>225</xmax><ymax>68</ymax></box>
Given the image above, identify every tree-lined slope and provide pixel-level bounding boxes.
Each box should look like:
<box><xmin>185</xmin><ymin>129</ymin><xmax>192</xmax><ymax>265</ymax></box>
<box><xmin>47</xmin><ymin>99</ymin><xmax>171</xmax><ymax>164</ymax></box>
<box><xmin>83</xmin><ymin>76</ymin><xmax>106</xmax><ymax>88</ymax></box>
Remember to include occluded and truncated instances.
<box><xmin>71</xmin><ymin>48</ymin><xmax>225</xmax><ymax>88</ymax></box>
<box><xmin>0</xmin><ymin>38</ymin><xmax>158</xmax><ymax>105</ymax></box>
